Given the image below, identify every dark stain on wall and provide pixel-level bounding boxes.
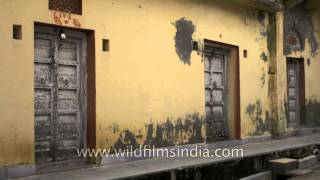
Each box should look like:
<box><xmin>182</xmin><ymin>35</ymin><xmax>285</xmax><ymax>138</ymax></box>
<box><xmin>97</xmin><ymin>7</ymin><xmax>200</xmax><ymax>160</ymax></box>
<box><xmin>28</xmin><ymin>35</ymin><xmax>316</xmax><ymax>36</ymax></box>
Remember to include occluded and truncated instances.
<box><xmin>283</xmin><ymin>2</ymin><xmax>318</xmax><ymax>55</ymax></box>
<box><xmin>260</xmin><ymin>52</ymin><xmax>268</xmax><ymax>62</ymax></box>
<box><xmin>260</xmin><ymin>68</ymin><xmax>266</xmax><ymax>88</ymax></box>
<box><xmin>307</xmin><ymin>58</ymin><xmax>311</xmax><ymax>66</ymax></box>
<box><xmin>108</xmin><ymin>123</ymin><xmax>120</xmax><ymax>134</ymax></box>
<box><xmin>111</xmin><ymin>129</ymin><xmax>139</xmax><ymax>152</ymax></box>
<box><xmin>246</xmin><ymin>100</ymin><xmax>270</xmax><ymax>136</ymax></box>
<box><xmin>305</xmin><ymin>97</ymin><xmax>320</xmax><ymax>126</ymax></box>
<box><xmin>267</xmin><ymin>13</ymin><xmax>277</xmax><ymax>58</ymax></box>
<box><xmin>284</xmin><ymin>96</ymin><xmax>289</xmax><ymax>125</ymax></box>
<box><xmin>144</xmin><ymin>113</ymin><xmax>204</xmax><ymax>147</ymax></box>
<box><xmin>258</xmin><ymin>11</ymin><xmax>267</xmax><ymax>37</ymax></box>
<box><xmin>173</xmin><ymin>17</ymin><xmax>196</xmax><ymax>65</ymax></box>
<box><xmin>110</xmin><ymin>113</ymin><xmax>205</xmax><ymax>152</ymax></box>
<box><xmin>257</xmin><ymin>0</ymin><xmax>284</xmax><ymax>11</ymax></box>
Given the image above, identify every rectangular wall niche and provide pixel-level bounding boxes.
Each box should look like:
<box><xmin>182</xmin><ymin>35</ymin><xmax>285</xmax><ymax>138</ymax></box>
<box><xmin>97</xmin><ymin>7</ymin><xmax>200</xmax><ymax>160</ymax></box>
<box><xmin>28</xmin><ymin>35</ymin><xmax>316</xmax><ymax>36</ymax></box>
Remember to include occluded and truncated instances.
<box><xmin>13</xmin><ymin>25</ymin><xmax>22</xmax><ymax>40</ymax></box>
<box><xmin>102</xmin><ymin>39</ymin><xmax>109</xmax><ymax>52</ymax></box>
<box><xmin>49</xmin><ymin>0</ymin><xmax>82</xmax><ymax>15</ymax></box>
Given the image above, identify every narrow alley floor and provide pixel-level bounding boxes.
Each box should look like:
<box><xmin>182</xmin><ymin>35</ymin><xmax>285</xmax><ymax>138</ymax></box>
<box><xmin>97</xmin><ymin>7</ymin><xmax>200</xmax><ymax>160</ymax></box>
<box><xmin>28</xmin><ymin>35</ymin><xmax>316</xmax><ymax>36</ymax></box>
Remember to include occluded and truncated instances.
<box><xmin>13</xmin><ymin>134</ymin><xmax>320</xmax><ymax>180</ymax></box>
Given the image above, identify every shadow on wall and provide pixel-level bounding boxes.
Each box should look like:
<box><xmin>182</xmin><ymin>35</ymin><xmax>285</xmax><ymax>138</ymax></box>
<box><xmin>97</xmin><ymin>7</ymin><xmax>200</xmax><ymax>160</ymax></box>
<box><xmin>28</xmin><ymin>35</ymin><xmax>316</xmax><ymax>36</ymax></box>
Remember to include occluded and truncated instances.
<box><xmin>246</xmin><ymin>100</ymin><xmax>270</xmax><ymax>136</ymax></box>
<box><xmin>110</xmin><ymin>113</ymin><xmax>205</xmax><ymax>153</ymax></box>
<box><xmin>305</xmin><ymin>96</ymin><xmax>320</xmax><ymax>126</ymax></box>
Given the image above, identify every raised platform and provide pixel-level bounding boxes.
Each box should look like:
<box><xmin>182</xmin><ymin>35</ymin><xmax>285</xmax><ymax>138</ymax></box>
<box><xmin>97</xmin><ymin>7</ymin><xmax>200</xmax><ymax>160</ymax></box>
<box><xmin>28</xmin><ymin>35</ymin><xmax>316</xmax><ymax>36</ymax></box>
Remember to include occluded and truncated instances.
<box><xmin>12</xmin><ymin>134</ymin><xmax>320</xmax><ymax>180</ymax></box>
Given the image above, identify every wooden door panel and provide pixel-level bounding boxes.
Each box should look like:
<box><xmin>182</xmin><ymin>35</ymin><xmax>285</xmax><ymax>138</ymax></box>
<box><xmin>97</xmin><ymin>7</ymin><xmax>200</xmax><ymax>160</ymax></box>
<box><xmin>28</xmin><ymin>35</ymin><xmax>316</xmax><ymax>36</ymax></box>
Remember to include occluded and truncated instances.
<box><xmin>57</xmin><ymin>65</ymin><xmax>78</xmax><ymax>88</ymax></box>
<box><xmin>212</xmin><ymin>90</ymin><xmax>223</xmax><ymax>104</ymax></box>
<box><xmin>288</xmin><ymin>88</ymin><xmax>296</xmax><ymax>98</ymax></box>
<box><xmin>35</xmin><ymin>90</ymin><xmax>51</xmax><ymax>109</ymax></box>
<box><xmin>211</xmin><ymin>73</ymin><xmax>223</xmax><ymax>88</ymax></box>
<box><xmin>211</xmin><ymin>57</ymin><xmax>223</xmax><ymax>71</ymax></box>
<box><xmin>288</xmin><ymin>76</ymin><xmax>296</xmax><ymax>87</ymax></box>
<box><xmin>57</xmin><ymin>114</ymin><xmax>79</xmax><ymax>139</ymax></box>
<box><xmin>34</xmin><ymin>39</ymin><xmax>53</xmax><ymax>60</ymax></box>
<box><xmin>204</xmin><ymin>72</ymin><xmax>211</xmax><ymax>88</ymax></box>
<box><xmin>212</xmin><ymin>106</ymin><xmax>223</xmax><ymax>121</ymax></box>
<box><xmin>34</xmin><ymin>64</ymin><xmax>52</xmax><ymax>88</ymax></box>
<box><xmin>35</xmin><ymin>115</ymin><xmax>52</xmax><ymax>140</ymax></box>
<box><xmin>204</xmin><ymin>49</ymin><xmax>228</xmax><ymax>141</ymax></box>
<box><xmin>205</xmin><ymin>90</ymin><xmax>211</xmax><ymax>104</ymax></box>
<box><xmin>56</xmin><ymin>39</ymin><xmax>81</xmax><ymax>161</ymax></box>
<box><xmin>57</xmin><ymin>41</ymin><xmax>77</xmax><ymax>63</ymax></box>
<box><xmin>34</xmin><ymin>27</ymin><xmax>86</xmax><ymax>163</ymax></box>
<box><xmin>34</xmin><ymin>34</ymin><xmax>55</xmax><ymax>163</ymax></box>
<box><xmin>57</xmin><ymin>90</ymin><xmax>78</xmax><ymax>110</ymax></box>
<box><xmin>288</xmin><ymin>99</ymin><xmax>296</xmax><ymax>110</ymax></box>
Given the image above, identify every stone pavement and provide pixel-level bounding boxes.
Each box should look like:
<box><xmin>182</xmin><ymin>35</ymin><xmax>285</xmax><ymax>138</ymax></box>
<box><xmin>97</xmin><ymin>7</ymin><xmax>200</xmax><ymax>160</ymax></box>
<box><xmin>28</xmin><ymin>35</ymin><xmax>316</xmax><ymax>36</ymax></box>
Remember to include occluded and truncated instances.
<box><xmin>14</xmin><ymin>134</ymin><xmax>320</xmax><ymax>180</ymax></box>
<box><xmin>289</xmin><ymin>165</ymin><xmax>320</xmax><ymax>180</ymax></box>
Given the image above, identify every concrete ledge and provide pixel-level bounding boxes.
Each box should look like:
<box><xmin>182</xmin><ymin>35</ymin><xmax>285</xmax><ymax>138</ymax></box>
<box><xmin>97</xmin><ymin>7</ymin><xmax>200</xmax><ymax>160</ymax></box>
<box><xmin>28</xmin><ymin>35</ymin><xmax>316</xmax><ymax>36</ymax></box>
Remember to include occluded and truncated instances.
<box><xmin>298</xmin><ymin>155</ymin><xmax>318</xmax><ymax>169</ymax></box>
<box><xmin>101</xmin><ymin>134</ymin><xmax>272</xmax><ymax>166</ymax></box>
<box><xmin>0</xmin><ymin>164</ymin><xmax>35</xmax><ymax>179</ymax></box>
<box><xmin>285</xmin><ymin>127</ymin><xmax>320</xmax><ymax>138</ymax></box>
<box><xmin>14</xmin><ymin>134</ymin><xmax>320</xmax><ymax>180</ymax></box>
<box><xmin>0</xmin><ymin>167</ymin><xmax>6</xmax><ymax>180</ymax></box>
<box><xmin>239</xmin><ymin>171</ymin><xmax>272</xmax><ymax>180</ymax></box>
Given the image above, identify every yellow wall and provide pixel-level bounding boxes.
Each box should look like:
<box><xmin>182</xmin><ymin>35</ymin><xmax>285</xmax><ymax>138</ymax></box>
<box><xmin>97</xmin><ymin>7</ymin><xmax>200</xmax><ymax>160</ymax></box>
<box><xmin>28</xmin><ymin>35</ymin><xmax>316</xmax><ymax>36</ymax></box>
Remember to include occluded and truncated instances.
<box><xmin>274</xmin><ymin>8</ymin><xmax>320</xmax><ymax>131</ymax></box>
<box><xmin>0</xmin><ymin>0</ymin><xmax>288</xmax><ymax>166</ymax></box>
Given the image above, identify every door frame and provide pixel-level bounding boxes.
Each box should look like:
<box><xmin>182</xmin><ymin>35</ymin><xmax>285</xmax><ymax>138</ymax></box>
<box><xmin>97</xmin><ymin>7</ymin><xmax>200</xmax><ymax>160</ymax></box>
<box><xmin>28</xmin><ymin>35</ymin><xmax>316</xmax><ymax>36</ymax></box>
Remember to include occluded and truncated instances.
<box><xmin>34</xmin><ymin>23</ymin><xmax>96</xmax><ymax>164</ymax></box>
<box><xmin>204</xmin><ymin>39</ymin><xmax>241</xmax><ymax>141</ymax></box>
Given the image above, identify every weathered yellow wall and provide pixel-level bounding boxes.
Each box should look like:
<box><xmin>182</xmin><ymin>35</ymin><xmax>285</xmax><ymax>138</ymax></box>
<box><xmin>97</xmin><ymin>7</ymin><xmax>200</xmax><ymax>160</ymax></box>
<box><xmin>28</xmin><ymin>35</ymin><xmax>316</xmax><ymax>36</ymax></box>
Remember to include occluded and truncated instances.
<box><xmin>277</xmin><ymin>8</ymin><xmax>320</xmax><ymax>130</ymax></box>
<box><xmin>0</xmin><ymin>0</ymin><xmax>271</xmax><ymax>166</ymax></box>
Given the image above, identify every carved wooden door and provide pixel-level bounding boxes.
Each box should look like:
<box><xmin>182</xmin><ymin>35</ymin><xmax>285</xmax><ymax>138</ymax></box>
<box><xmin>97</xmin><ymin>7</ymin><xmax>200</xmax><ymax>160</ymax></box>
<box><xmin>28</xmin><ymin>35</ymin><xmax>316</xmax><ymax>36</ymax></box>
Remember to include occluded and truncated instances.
<box><xmin>34</xmin><ymin>26</ymin><xmax>86</xmax><ymax>163</ymax></box>
<box><xmin>204</xmin><ymin>48</ymin><xmax>228</xmax><ymax>141</ymax></box>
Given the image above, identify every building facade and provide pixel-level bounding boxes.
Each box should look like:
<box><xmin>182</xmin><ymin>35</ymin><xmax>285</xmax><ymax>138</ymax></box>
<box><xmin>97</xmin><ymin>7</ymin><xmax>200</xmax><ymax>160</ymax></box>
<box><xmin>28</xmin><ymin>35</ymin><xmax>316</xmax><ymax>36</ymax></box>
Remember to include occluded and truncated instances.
<box><xmin>0</xmin><ymin>0</ymin><xmax>320</xmax><ymax>175</ymax></box>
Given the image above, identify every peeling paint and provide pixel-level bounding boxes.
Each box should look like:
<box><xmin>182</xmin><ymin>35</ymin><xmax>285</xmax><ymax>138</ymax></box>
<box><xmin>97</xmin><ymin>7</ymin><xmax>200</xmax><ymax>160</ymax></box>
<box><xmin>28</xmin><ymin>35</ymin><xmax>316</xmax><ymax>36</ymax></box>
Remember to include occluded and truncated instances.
<box><xmin>260</xmin><ymin>52</ymin><xmax>268</xmax><ymax>62</ymax></box>
<box><xmin>256</xmin><ymin>0</ymin><xmax>284</xmax><ymax>10</ymax></box>
<box><xmin>257</xmin><ymin>11</ymin><xmax>267</xmax><ymax>37</ymax></box>
<box><xmin>52</xmin><ymin>11</ymin><xmax>81</xmax><ymax>28</ymax></box>
<box><xmin>246</xmin><ymin>100</ymin><xmax>270</xmax><ymax>136</ymax></box>
<box><xmin>110</xmin><ymin>113</ymin><xmax>205</xmax><ymax>152</ymax></box>
<box><xmin>260</xmin><ymin>68</ymin><xmax>266</xmax><ymax>88</ymax></box>
<box><xmin>283</xmin><ymin>2</ymin><xmax>318</xmax><ymax>55</ymax></box>
<box><xmin>173</xmin><ymin>17</ymin><xmax>195</xmax><ymax>65</ymax></box>
<box><xmin>266</xmin><ymin>13</ymin><xmax>276</xmax><ymax>58</ymax></box>
<box><xmin>305</xmin><ymin>97</ymin><xmax>320</xmax><ymax>126</ymax></box>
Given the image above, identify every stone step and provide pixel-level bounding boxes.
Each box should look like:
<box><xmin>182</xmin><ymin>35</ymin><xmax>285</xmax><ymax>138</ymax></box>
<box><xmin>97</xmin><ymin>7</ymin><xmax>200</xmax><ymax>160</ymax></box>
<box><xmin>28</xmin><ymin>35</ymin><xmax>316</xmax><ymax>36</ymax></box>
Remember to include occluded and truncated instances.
<box><xmin>239</xmin><ymin>171</ymin><xmax>272</xmax><ymax>180</ymax></box>
<box><xmin>298</xmin><ymin>155</ymin><xmax>318</xmax><ymax>169</ymax></box>
<box><xmin>286</xmin><ymin>169</ymin><xmax>313</xmax><ymax>177</ymax></box>
<box><xmin>269</xmin><ymin>158</ymin><xmax>298</xmax><ymax>176</ymax></box>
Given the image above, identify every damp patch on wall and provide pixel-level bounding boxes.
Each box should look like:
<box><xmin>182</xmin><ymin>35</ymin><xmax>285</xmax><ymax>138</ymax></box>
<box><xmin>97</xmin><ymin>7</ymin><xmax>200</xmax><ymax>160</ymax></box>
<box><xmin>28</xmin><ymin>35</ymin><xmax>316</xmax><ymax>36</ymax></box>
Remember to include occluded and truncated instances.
<box><xmin>260</xmin><ymin>52</ymin><xmax>268</xmax><ymax>62</ymax></box>
<box><xmin>283</xmin><ymin>2</ymin><xmax>318</xmax><ymax>55</ymax></box>
<box><xmin>108</xmin><ymin>112</ymin><xmax>205</xmax><ymax>153</ymax></box>
<box><xmin>260</xmin><ymin>68</ymin><xmax>266</xmax><ymax>88</ymax></box>
<box><xmin>173</xmin><ymin>17</ymin><xmax>196</xmax><ymax>65</ymax></box>
<box><xmin>246</xmin><ymin>100</ymin><xmax>270</xmax><ymax>136</ymax></box>
<box><xmin>305</xmin><ymin>97</ymin><xmax>320</xmax><ymax>126</ymax></box>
